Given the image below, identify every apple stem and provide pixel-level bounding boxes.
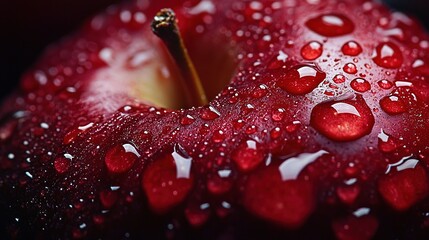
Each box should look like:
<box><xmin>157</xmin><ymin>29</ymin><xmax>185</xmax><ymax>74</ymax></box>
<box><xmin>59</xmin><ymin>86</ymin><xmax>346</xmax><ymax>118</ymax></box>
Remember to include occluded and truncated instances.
<box><xmin>151</xmin><ymin>8</ymin><xmax>208</xmax><ymax>107</ymax></box>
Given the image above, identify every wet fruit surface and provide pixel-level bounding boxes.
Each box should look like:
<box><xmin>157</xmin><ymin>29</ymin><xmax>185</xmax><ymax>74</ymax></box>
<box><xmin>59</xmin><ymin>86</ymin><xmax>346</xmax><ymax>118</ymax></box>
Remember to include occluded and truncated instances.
<box><xmin>1</xmin><ymin>0</ymin><xmax>429</xmax><ymax>239</ymax></box>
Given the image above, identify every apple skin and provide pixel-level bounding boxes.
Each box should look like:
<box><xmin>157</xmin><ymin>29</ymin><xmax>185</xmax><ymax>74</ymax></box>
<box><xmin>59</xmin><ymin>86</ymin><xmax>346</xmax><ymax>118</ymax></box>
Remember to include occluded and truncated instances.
<box><xmin>1</xmin><ymin>0</ymin><xmax>429</xmax><ymax>239</ymax></box>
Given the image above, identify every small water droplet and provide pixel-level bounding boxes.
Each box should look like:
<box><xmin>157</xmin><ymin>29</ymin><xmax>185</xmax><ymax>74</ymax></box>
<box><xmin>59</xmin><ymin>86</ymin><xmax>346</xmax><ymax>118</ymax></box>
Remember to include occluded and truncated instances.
<box><xmin>301</xmin><ymin>41</ymin><xmax>323</xmax><ymax>60</ymax></box>
<box><xmin>286</xmin><ymin>121</ymin><xmax>301</xmax><ymax>133</ymax></box>
<box><xmin>232</xmin><ymin>139</ymin><xmax>265</xmax><ymax>172</ymax></box>
<box><xmin>341</xmin><ymin>41</ymin><xmax>363</xmax><ymax>56</ymax></box>
<box><xmin>99</xmin><ymin>189</ymin><xmax>119</xmax><ymax>208</ymax></box>
<box><xmin>207</xmin><ymin>170</ymin><xmax>233</xmax><ymax>195</ymax></box>
<box><xmin>336</xmin><ymin>184</ymin><xmax>360</xmax><ymax>205</ymax></box>
<box><xmin>105</xmin><ymin>143</ymin><xmax>140</xmax><ymax>174</ymax></box>
<box><xmin>377</xmin><ymin>79</ymin><xmax>393</xmax><ymax>89</ymax></box>
<box><xmin>372</xmin><ymin>42</ymin><xmax>403</xmax><ymax>69</ymax></box>
<box><xmin>270</xmin><ymin>127</ymin><xmax>282</xmax><ymax>139</ymax></box>
<box><xmin>0</xmin><ymin>118</ymin><xmax>17</xmax><ymax>142</ymax></box>
<box><xmin>277</xmin><ymin>64</ymin><xmax>326</xmax><ymax>95</ymax></box>
<box><xmin>180</xmin><ymin>115</ymin><xmax>195</xmax><ymax>125</ymax></box>
<box><xmin>333</xmin><ymin>74</ymin><xmax>346</xmax><ymax>84</ymax></box>
<box><xmin>185</xmin><ymin>203</ymin><xmax>211</xmax><ymax>227</ymax></box>
<box><xmin>212</xmin><ymin>130</ymin><xmax>225</xmax><ymax>143</ymax></box>
<box><xmin>54</xmin><ymin>157</ymin><xmax>70</xmax><ymax>174</ymax></box>
<box><xmin>310</xmin><ymin>95</ymin><xmax>375</xmax><ymax>141</ymax></box>
<box><xmin>305</xmin><ymin>14</ymin><xmax>354</xmax><ymax>37</ymax></box>
<box><xmin>271</xmin><ymin>108</ymin><xmax>286</xmax><ymax>121</ymax></box>
<box><xmin>252</xmin><ymin>84</ymin><xmax>268</xmax><ymax>98</ymax></box>
<box><xmin>378</xmin><ymin>130</ymin><xmax>398</xmax><ymax>153</ymax></box>
<box><xmin>201</xmin><ymin>106</ymin><xmax>221</xmax><ymax>120</ymax></box>
<box><xmin>379</xmin><ymin>95</ymin><xmax>407</xmax><ymax>115</ymax></box>
<box><xmin>343</xmin><ymin>62</ymin><xmax>357</xmax><ymax>74</ymax></box>
<box><xmin>350</xmin><ymin>78</ymin><xmax>371</xmax><ymax>92</ymax></box>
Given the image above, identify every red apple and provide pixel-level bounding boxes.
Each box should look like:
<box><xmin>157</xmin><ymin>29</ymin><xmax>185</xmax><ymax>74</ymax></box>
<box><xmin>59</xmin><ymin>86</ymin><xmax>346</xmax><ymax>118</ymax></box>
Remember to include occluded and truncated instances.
<box><xmin>1</xmin><ymin>0</ymin><xmax>429</xmax><ymax>239</ymax></box>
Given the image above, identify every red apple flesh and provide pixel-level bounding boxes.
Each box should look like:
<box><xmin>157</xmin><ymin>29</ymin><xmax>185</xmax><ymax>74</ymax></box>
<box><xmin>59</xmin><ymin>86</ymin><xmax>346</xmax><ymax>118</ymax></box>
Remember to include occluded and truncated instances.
<box><xmin>1</xmin><ymin>0</ymin><xmax>429</xmax><ymax>239</ymax></box>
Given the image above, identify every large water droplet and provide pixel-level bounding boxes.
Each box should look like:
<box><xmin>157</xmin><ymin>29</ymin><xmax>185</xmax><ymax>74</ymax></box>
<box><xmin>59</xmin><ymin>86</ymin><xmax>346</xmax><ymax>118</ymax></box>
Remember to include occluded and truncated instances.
<box><xmin>232</xmin><ymin>139</ymin><xmax>265</xmax><ymax>172</ymax></box>
<box><xmin>379</xmin><ymin>157</ymin><xmax>428</xmax><ymax>211</ymax></box>
<box><xmin>142</xmin><ymin>144</ymin><xmax>194</xmax><ymax>213</ymax></box>
<box><xmin>305</xmin><ymin>14</ymin><xmax>354</xmax><ymax>37</ymax></box>
<box><xmin>379</xmin><ymin>95</ymin><xmax>407</xmax><ymax>115</ymax></box>
<box><xmin>301</xmin><ymin>41</ymin><xmax>323</xmax><ymax>60</ymax></box>
<box><xmin>341</xmin><ymin>41</ymin><xmax>363</xmax><ymax>56</ymax></box>
<box><xmin>332</xmin><ymin>212</ymin><xmax>378</xmax><ymax>240</ymax></box>
<box><xmin>104</xmin><ymin>143</ymin><xmax>140</xmax><ymax>174</ymax></box>
<box><xmin>372</xmin><ymin>42</ymin><xmax>403</xmax><ymax>69</ymax></box>
<box><xmin>244</xmin><ymin>164</ymin><xmax>315</xmax><ymax>228</ymax></box>
<box><xmin>310</xmin><ymin>95</ymin><xmax>375</xmax><ymax>141</ymax></box>
<box><xmin>278</xmin><ymin>150</ymin><xmax>328</xmax><ymax>180</ymax></box>
<box><xmin>277</xmin><ymin>64</ymin><xmax>326</xmax><ymax>95</ymax></box>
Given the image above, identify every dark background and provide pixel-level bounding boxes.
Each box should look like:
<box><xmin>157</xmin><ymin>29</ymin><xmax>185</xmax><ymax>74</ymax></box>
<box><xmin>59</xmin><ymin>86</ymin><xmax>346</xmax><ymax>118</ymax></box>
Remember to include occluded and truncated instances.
<box><xmin>0</xmin><ymin>0</ymin><xmax>428</xmax><ymax>100</ymax></box>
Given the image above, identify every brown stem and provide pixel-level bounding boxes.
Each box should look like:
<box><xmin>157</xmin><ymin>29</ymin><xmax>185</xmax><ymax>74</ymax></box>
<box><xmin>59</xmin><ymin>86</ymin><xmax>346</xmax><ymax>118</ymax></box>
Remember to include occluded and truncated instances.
<box><xmin>151</xmin><ymin>8</ymin><xmax>208</xmax><ymax>107</ymax></box>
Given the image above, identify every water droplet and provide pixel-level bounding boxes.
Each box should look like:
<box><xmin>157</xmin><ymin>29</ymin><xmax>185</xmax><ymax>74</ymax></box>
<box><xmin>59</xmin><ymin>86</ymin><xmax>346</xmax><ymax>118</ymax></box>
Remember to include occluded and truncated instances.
<box><xmin>310</xmin><ymin>95</ymin><xmax>375</xmax><ymax>141</ymax></box>
<box><xmin>0</xmin><ymin>118</ymin><xmax>17</xmax><ymax>142</ymax></box>
<box><xmin>379</xmin><ymin>95</ymin><xmax>407</xmax><ymax>115</ymax></box>
<box><xmin>252</xmin><ymin>84</ymin><xmax>268</xmax><ymax>98</ymax></box>
<box><xmin>104</xmin><ymin>143</ymin><xmax>140</xmax><ymax>174</ymax></box>
<box><xmin>212</xmin><ymin>130</ymin><xmax>225</xmax><ymax>143</ymax></box>
<box><xmin>279</xmin><ymin>150</ymin><xmax>328</xmax><ymax>180</ymax></box>
<box><xmin>54</xmin><ymin>157</ymin><xmax>70</xmax><ymax>174</ymax></box>
<box><xmin>232</xmin><ymin>119</ymin><xmax>245</xmax><ymax>130</ymax></box>
<box><xmin>372</xmin><ymin>42</ymin><xmax>403</xmax><ymax>69</ymax></box>
<box><xmin>201</xmin><ymin>106</ymin><xmax>221</xmax><ymax>120</ymax></box>
<box><xmin>270</xmin><ymin>127</ymin><xmax>282</xmax><ymax>139</ymax></box>
<box><xmin>301</xmin><ymin>41</ymin><xmax>323</xmax><ymax>60</ymax></box>
<box><xmin>142</xmin><ymin>144</ymin><xmax>194</xmax><ymax>213</ymax></box>
<box><xmin>63</xmin><ymin>123</ymin><xmax>94</xmax><ymax>144</ymax></box>
<box><xmin>180</xmin><ymin>115</ymin><xmax>195</xmax><ymax>125</ymax></box>
<box><xmin>99</xmin><ymin>189</ymin><xmax>119</xmax><ymax>208</ymax></box>
<box><xmin>244</xmin><ymin>164</ymin><xmax>315</xmax><ymax>228</ymax></box>
<box><xmin>232</xmin><ymin>139</ymin><xmax>265</xmax><ymax>172</ymax></box>
<box><xmin>305</xmin><ymin>14</ymin><xmax>354</xmax><ymax>37</ymax></box>
<box><xmin>336</xmin><ymin>183</ymin><xmax>360</xmax><ymax>205</ymax></box>
<box><xmin>286</xmin><ymin>121</ymin><xmax>301</xmax><ymax>133</ymax></box>
<box><xmin>333</xmin><ymin>74</ymin><xmax>346</xmax><ymax>84</ymax></box>
<box><xmin>207</xmin><ymin>170</ymin><xmax>233</xmax><ymax>195</ymax></box>
<box><xmin>185</xmin><ymin>203</ymin><xmax>210</xmax><ymax>227</ymax></box>
<box><xmin>99</xmin><ymin>48</ymin><xmax>114</xmax><ymax>64</ymax></box>
<box><xmin>341</xmin><ymin>41</ymin><xmax>363</xmax><ymax>56</ymax></box>
<box><xmin>350</xmin><ymin>78</ymin><xmax>371</xmax><ymax>92</ymax></box>
<box><xmin>379</xmin><ymin>157</ymin><xmax>428</xmax><ymax>211</ymax></box>
<box><xmin>271</xmin><ymin>108</ymin><xmax>286</xmax><ymax>121</ymax></box>
<box><xmin>343</xmin><ymin>62</ymin><xmax>357</xmax><ymax>74</ymax></box>
<box><xmin>377</xmin><ymin>79</ymin><xmax>393</xmax><ymax>89</ymax></box>
<box><xmin>277</xmin><ymin>64</ymin><xmax>326</xmax><ymax>95</ymax></box>
<box><xmin>378</xmin><ymin>129</ymin><xmax>398</xmax><ymax>153</ymax></box>
<box><xmin>332</xmin><ymin>213</ymin><xmax>378</xmax><ymax>240</ymax></box>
